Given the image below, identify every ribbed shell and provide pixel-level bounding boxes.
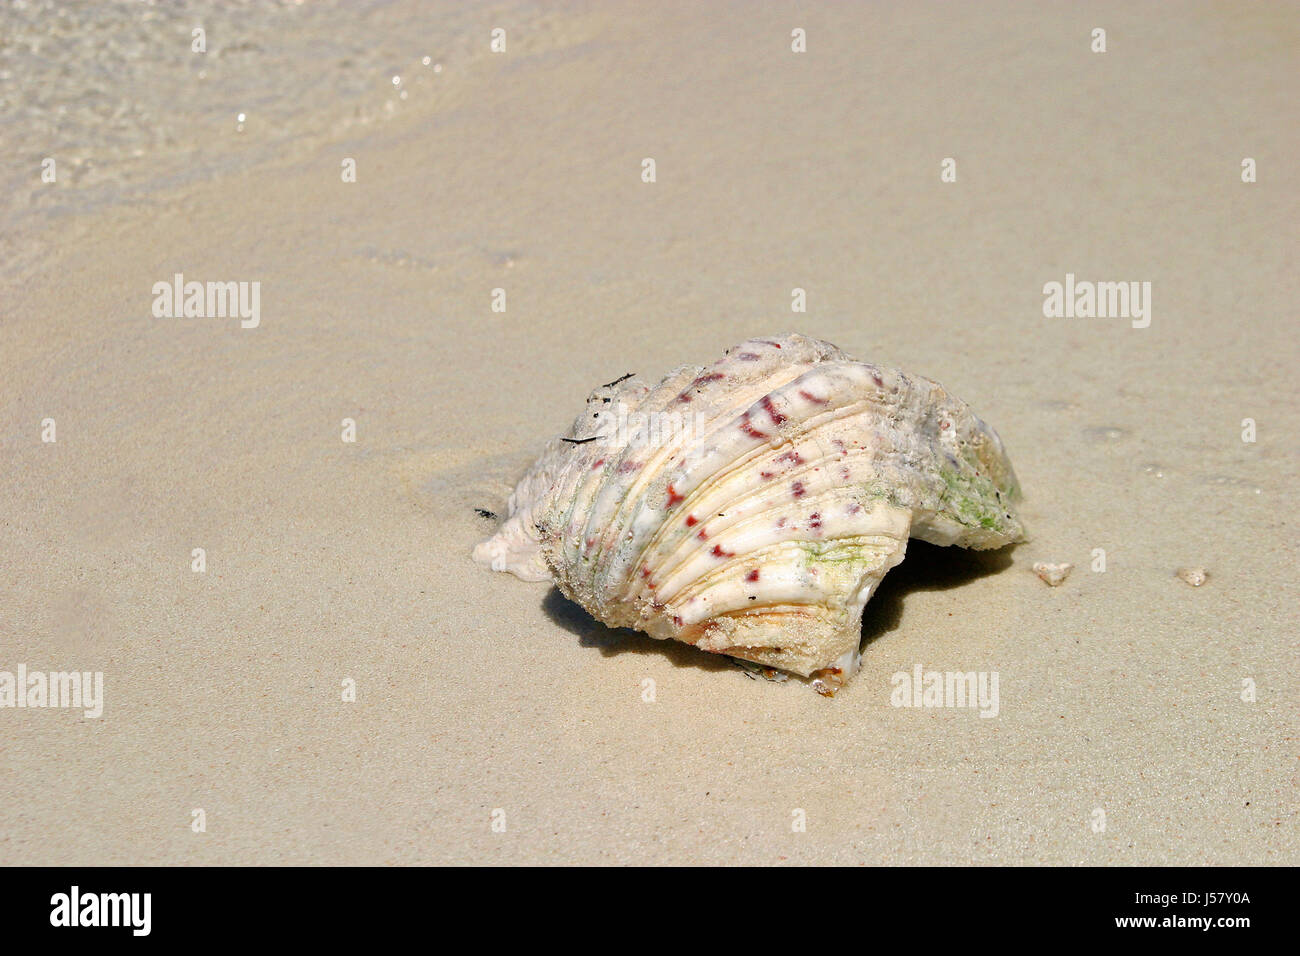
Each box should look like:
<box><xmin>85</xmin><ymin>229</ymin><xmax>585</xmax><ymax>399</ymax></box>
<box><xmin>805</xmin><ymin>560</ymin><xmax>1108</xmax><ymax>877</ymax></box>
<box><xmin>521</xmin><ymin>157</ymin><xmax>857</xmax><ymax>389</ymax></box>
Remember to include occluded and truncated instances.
<box><xmin>475</xmin><ymin>333</ymin><xmax>1023</xmax><ymax>686</ymax></box>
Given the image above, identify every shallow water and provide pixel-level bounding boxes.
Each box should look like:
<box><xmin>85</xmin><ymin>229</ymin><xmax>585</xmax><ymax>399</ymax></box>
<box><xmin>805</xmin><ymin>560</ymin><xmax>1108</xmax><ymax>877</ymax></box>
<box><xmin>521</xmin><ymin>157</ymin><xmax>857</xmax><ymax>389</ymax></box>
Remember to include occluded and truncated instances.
<box><xmin>0</xmin><ymin>0</ymin><xmax>537</xmax><ymax>273</ymax></box>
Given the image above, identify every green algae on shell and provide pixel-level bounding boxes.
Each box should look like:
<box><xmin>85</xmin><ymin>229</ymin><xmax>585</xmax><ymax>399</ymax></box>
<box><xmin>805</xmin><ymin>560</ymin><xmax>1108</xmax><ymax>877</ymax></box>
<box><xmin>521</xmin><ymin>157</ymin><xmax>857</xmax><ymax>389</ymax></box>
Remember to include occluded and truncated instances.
<box><xmin>474</xmin><ymin>333</ymin><xmax>1025</xmax><ymax>692</ymax></box>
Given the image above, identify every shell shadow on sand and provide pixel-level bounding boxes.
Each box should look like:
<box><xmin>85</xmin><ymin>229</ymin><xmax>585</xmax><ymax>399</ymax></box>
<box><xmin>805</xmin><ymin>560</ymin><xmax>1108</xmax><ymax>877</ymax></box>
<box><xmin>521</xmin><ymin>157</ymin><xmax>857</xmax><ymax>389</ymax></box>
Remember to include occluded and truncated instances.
<box><xmin>542</xmin><ymin>540</ymin><xmax>1017</xmax><ymax>673</ymax></box>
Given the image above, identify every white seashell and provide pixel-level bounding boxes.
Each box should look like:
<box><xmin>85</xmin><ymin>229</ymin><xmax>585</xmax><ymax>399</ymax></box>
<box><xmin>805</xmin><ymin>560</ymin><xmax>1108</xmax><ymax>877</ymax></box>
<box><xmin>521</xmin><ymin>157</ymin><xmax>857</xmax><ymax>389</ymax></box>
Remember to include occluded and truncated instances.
<box><xmin>474</xmin><ymin>334</ymin><xmax>1025</xmax><ymax>692</ymax></box>
<box><xmin>1032</xmin><ymin>561</ymin><xmax>1072</xmax><ymax>587</ymax></box>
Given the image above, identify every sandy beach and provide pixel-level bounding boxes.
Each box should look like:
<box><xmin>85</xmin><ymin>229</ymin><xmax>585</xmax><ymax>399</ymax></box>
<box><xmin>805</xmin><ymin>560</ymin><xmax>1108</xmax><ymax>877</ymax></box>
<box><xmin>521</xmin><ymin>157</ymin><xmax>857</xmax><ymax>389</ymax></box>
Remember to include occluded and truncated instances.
<box><xmin>1</xmin><ymin>0</ymin><xmax>1296</xmax><ymax>865</ymax></box>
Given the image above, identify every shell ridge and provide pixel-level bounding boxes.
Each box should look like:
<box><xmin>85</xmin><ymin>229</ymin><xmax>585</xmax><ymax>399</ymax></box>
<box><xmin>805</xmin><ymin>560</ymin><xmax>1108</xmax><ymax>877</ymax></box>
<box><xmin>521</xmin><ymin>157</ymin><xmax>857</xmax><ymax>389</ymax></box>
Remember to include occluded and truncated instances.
<box><xmin>587</xmin><ymin>354</ymin><xmax>840</xmax><ymax>599</ymax></box>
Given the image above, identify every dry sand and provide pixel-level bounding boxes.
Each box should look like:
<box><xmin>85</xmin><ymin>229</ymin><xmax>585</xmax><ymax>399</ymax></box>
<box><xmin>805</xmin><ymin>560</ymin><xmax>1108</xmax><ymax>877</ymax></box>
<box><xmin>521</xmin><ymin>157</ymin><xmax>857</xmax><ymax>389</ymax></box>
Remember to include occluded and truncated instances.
<box><xmin>1</xmin><ymin>1</ymin><xmax>1296</xmax><ymax>864</ymax></box>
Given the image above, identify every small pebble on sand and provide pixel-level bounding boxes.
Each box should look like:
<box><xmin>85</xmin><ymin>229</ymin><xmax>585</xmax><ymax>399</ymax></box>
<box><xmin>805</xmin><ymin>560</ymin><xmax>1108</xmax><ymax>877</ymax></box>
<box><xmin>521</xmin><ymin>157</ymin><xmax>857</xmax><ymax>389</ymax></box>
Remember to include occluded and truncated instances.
<box><xmin>1033</xmin><ymin>562</ymin><xmax>1073</xmax><ymax>587</ymax></box>
<box><xmin>1176</xmin><ymin>567</ymin><xmax>1208</xmax><ymax>587</ymax></box>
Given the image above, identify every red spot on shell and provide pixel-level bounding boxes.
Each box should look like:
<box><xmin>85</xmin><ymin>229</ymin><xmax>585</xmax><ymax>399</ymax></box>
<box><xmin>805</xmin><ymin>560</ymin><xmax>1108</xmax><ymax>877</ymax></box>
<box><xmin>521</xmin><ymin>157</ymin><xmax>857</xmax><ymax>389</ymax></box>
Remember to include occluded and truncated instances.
<box><xmin>697</xmin><ymin>528</ymin><xmax>708</xmax><ymax>540</ymax></box>
<box><xmin>618</xmin><ymin>460</ymin><xmax>643</xmax><ymax>474</ymax></box>
<box><xmin>745</xmin><ymin>569</ymin><xmax>760</xmax><ymax>582</ymax></box>
<box><xmin>641</xmin><ymin>565</ymin><xmax>652</xmax><ymax>579</ymax></box>
<box><xmin>710</xmin><ymin>544</ymin><xmax>735</xmax><ymax>558</ymax></box>
<box><xmin>798</xmin><ymin>389</ymin><xmax>829</xmax><ymax>405</ymax></box>
<box><xmin>792</xmin><ymin>481</ymin><xmax>806</xmax><ymax>499</ymax></box>
<box><xmin>666</xmin><ymin>483</ymin><xmax>684</xmax><ymax>508</ymax></box>
<box><xmin>692</xmin><ymin>372</ymin><xmax>726</xmax><ymax>388</ymax></box>
<box><xmin>810</xmin><ymin>512</ymin><xmax>822</xmax><ymax>530</ymax></box>
<box><xmin>739</xmin><ymin>413</ymin><xmax>767</xmax><ymax>439</ymax></box>
<box><xmin>592</xmin><ymin>458</ymin><xmax>605</xmax><ymax>470</ymax></box>
<box><xmin>871</xmin><ymin>371</ymin><xmax>884</xmax><ymax>387</ymax></box>
<box><xmin>737</xmin><ymin>352</ymin><xmax>761</xmax><ymax>361</ymax></box>
<box><xmin>848</xmin><ymin>503</ymin><xmax>862</xmax><ymax>514</ymax></box>
<box><xmin>775</xmin><ymin>449</ymin><xmax>803</xmax><ymax>466</ymax></box>
<box><xmin>685</xmin><ymin>514</ymin><xmax>698</xmax><ymax>526</ymax></box>
<box><xmin>759</xmin><ymin>395</ymin><xmax>787</xmax><ymax>425</ymax></box>
<box><xmin>672</xmin><ymin>615</ymin><xmax>683</xmax><ymax>627</ymax></box>
<box><xmin>777</xmin><ymin>517</ymin><xmax>788</xmax><ymax>528</ymax></box>
<box><xmin>674</xmin><ymin>391</ymin><xmax>693</xmax><ymax>404</ymax></box>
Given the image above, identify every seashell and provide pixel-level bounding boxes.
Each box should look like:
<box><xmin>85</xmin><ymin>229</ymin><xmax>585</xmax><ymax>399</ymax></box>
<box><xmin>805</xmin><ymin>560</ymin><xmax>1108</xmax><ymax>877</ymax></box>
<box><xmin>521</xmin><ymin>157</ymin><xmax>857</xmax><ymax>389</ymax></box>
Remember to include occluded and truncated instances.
<box><xmin>474</xmin><ymin>333</ymin><xmax>1025</xmax><ymax>692</ymax></box>
<box><xmin>1032</xmin><ymin>561</ymin><xmax>1072</xmax><ymax>587</ymax></box>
